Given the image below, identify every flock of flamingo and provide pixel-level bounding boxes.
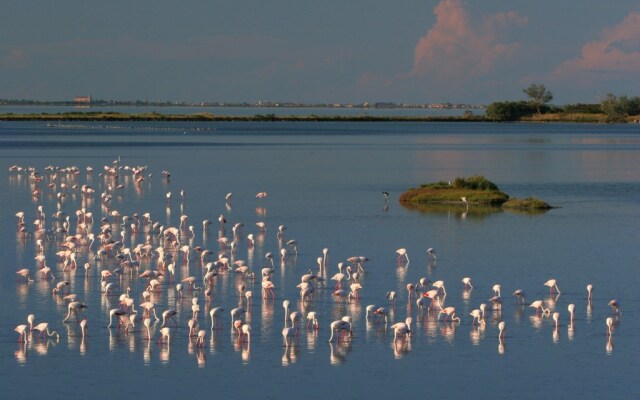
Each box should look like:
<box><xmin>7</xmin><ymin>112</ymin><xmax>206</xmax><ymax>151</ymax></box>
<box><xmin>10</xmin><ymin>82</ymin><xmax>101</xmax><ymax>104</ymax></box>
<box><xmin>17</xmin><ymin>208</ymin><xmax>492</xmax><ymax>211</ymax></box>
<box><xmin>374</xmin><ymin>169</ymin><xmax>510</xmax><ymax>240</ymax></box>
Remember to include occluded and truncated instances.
<box><xmin>9</xmin><ymin>161</ymin><xmax>622</xmax><ymax>364</ymax></box>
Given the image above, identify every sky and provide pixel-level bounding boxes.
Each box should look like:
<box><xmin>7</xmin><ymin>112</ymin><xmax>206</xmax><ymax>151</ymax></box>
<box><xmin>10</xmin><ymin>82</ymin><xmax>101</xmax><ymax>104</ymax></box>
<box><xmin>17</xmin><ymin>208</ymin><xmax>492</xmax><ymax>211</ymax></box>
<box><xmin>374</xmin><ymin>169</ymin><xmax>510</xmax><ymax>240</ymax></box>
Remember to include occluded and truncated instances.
<box><xmin>1</xmin><ymin>0</ymin><xmax>639</xmax><ymax>104</ymax></box>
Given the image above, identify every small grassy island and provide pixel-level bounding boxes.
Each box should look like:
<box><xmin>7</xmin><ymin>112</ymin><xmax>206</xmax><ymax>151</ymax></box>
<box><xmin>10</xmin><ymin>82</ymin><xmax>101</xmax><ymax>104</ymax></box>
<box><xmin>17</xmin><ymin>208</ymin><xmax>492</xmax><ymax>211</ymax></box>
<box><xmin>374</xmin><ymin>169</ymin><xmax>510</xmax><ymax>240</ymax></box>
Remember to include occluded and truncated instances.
<box><xmin>399</xmin><ymin>176</ymin><xmax>553</xmax><ymax>211</ymax></box>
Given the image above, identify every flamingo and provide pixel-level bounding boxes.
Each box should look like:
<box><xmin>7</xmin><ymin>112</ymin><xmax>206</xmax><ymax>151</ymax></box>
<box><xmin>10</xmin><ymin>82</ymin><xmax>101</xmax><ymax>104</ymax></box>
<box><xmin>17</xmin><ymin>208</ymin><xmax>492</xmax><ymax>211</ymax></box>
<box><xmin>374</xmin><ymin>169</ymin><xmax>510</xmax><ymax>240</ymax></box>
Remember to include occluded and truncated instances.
<box><xmin>282</xmin><ymin>300</ymin><xmax>291</xmax><ymax>326</ymax></box>
<box><xmin>416</xmin><ymin>277</ymin><xmax>431</xmax><ymax>293</ymax></box>
<box><xmin>161</xmin><ymin>310</ymin><xmax>178</xmax><ymax>327</ymax></box>
<box><xmin>108</xmin><ymin>309</ymin><xmax>127</xmax><ymax>328</ymax></box>
<box><xmin>544</xmin><ymin>279</ymin><xmax>561</xmax><ymax>294</ymax></box>
<box><xmin>608</xmin><ymin>300</ymin><xmax>620</xmax><ymax>315</ymax></box>
<box><xmin>439</xmin><ymin>306</ymin><xmax>461</xmax><ymax>323</ymax></box>
<box><xmin>374</xmin><ymin>308</ymin><xmax>389</xmax><ymax>324</ymax></box>
<box><xmin>606</xmin><ymin>317</ymin><xmax>613</xmax><ymax>336</ymax></box>
<box><xmin>209</xmin><ymin>307</ymin><xmax>224</xmax><ymax>330</ymax></box>
<box><xmin>322</xmin><ymin>248</ymin><xmax>329</xmax><ymax>269</ymax></box>
<box><xmin>306</xmin><ymin>311</ymin><xmax>319</xmax><ymax>330</ymax></box>
<box><xmin>492</xmin><ymin>284</ymin><xmax>501</xmax><ymax>297</ymax></box>
<box><xmin>470</xmin><ymin>309</ymin><xmax>484</xmax><ymax>325</ymax></box>
<box><xmin>586</xmin><ymin>284</ymin><xmax>593</xmax><ymax>300</ymax></box>
<box><xmin>406</xmin><ymin>283</ymin><xmax>415</xmax><ymax>302</ymax></box>
<box><xmin>349</xmin><ymin>283</ymin><xmax>362</xmax><ymax>300</ymax></box>
<box><xmin>529</xmin><ymin>300</ymin><xmax>550</xmax><ymax>315</ymax></box>
<box><xmin>196</xmin><ymin>330</ymin><xmax>206</xmax><ymax>347</ymax></box>
<box><xmin>391</xmin><ymin>317</ymin><xmax>412</xmax><ymax>341</ymax></box>
<box><xmin>16</xmin><ymin>268</ymin><xmax>34</xmax><ymax>283</ymax></box>
<box><xmin>513</xmin><ymin>289</ymin><xmax>526</xmax><ymax>304</ymax></box>
<box><xmin>282</xmin><ymin>326</ymin><xmax>298</xmax><ymax>348</ymax></box>
<box><xmin>328</xmin><ymin>320</ymin><xmax>352</xmax><ymax>342</ymax></box>
<box><xmin>498</xmin><ymin>321</ymin><xmax>506</xmax><ymax>338</ymax></box>
<box><xmin>286</xmin><ymin>240</ymin><xmax>298</xmax><ymax>255</ymax></box>
<box><xmin>240</xmin><ymin>324</ymin><xmax>251</xmax><ymax>343</ymax></box>
<box><xmin>331</xmin><ymin>271</ymin><xmax>346</xmax><ymax>290</ymax></box>
<box><xmin>15</xmin><ymin>325</ymin><xmax>29</xmax><ymax>342</ymax></box>
<box><xmin>461</xmin><ymin>277</ymin><xmax>473</xmax><ymax>289</ymax></box>
<box><xmin>396</xmin><ymin>248</ymin><xmax>409</xmax><ymax>263</ymax></box>
<box><xmin>277</xmin><ymin>225</ymin><xmax>286</xmax><ymax>238</ymax></box>
<box><xmin>261</xmin><ymin>280</ymin><xmax>275</xmax><ymax>299</ymax></box>
<box><xmin>413</xmin><ymin>296</ymin><xmax>428</xmax><ymax>312</ymax></box>
<box><xmin>188</xmin><ymin>318</ymin><xmax>199</xmax><ymax>337</ymax></box>
<box><xmin>422</xmin><ymin>290</ymin><xmax>441</xmax><ymax>310</ymax></box>
<box><xmin>366</xmin><ymin>304</ymin><xmax>379</xmax><ymax>320</ymax></box>
<box><xmin>567</xmin><ymin>304</ymin><xmax>575</xmax><ymax>323</ymax></box>
<box><xmin>33</xmin><ymin>322</ymin><xmax>60</xmax><ymax>340</ymax></box>
<box><xmin>80</xmin><ymin>319</ymin><xmax>88</xmax><ymax>339</ymax></box>
<box><xmin>139</xmin><ymin>302</ymin><xmax>160</xmax><ymax>321</ymax></box>
<box><xmin>143</xmin><ymin>318</ymin><xmax>152</xmax><ymax>340</ymax></box>
<box><xmin>426</xmin><ymin>247</ymin><xmax>437</xmax><ymax>261</ymax></box>
<box><xmin>63</xmin><ymin>301</ymin><xmax>88</xmax><ymax>323</ymax></box>
<box><xmin>230</xmin><ymin>307</ymin><xmax>246</xmax><ymax>324</ymax></box>
<box><xmin>385</xmin><ymin>290</ymin><xmax>396</xmax><ymax>305</ymax></box>
<box><xmin>289</xmin><ymin>312</ymin><xmax>302</xmax><ymax>330</ymax></box>
<box><xmin>158</xmin><ymin>327</ymin><xmax>171</xmax><ymax>344</ymax></box>
<box><xmin>27</xmin><ymin>314</ymin><xmax>36</xmax><ymax>331</ymax></box>
<box><xmin>432</xmin><ymin>280</ymin><xmax>447</xmax><ymax>295</ymax></box>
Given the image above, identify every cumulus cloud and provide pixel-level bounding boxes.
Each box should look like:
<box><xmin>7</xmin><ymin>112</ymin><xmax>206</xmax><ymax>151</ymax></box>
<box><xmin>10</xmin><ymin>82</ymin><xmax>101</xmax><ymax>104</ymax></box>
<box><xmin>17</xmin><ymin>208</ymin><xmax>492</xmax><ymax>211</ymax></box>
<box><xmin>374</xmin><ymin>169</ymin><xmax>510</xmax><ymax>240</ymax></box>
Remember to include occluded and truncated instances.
<box><xmin>402</xmin><ymin>0</ymin><xmax>526</xmax><ymax>80</ymax></box>
<box><xmin>552</xmin><ymin>12</ymin><xmax>640</xmax><ymax>77</ymax></box>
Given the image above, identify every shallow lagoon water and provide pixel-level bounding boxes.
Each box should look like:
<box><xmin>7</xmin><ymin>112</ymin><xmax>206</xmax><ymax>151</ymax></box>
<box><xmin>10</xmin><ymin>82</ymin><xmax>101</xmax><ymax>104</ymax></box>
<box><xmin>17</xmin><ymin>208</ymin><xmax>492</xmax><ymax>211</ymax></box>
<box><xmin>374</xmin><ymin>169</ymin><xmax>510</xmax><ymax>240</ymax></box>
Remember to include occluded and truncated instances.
<box><xmin>0</xmin><ymin>121</ymin><xmax>639</xmax><ymax>399</ymax></box>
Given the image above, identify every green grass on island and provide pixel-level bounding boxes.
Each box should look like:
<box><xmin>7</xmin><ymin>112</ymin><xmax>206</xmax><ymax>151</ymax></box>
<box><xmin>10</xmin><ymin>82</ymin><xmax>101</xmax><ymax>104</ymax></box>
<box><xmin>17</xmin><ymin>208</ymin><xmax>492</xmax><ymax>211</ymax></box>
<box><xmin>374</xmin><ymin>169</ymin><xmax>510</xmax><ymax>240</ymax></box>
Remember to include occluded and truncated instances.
<box><xmin>399</xmin><ymin>176</ymin><xmax>553</xmax><ymax>210</ymax></box>
<box><xmin>502</xmin><ymin>196</ymin><xmax>553</xmax><ymax>210</ymax></box>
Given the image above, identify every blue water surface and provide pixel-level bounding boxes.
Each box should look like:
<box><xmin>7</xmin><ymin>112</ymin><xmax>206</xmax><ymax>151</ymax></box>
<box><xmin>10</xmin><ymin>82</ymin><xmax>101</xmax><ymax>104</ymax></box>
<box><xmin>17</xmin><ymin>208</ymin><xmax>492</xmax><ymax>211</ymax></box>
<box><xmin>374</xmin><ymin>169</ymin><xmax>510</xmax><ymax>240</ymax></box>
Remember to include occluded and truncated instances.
<box><xmin>0</xmin><ymin>121</ymin><xmax>638</xmax><ymax>400</ymax></box>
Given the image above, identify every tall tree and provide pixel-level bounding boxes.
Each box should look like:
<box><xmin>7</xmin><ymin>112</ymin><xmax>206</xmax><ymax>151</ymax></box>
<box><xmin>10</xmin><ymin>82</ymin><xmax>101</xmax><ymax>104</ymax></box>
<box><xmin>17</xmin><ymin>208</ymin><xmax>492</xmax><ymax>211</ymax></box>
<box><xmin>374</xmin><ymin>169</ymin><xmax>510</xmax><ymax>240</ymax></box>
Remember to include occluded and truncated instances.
<box><xmin>523</xmin><ymin>83</ymin><xmax>553</xmax><ymax>115</ymax></box>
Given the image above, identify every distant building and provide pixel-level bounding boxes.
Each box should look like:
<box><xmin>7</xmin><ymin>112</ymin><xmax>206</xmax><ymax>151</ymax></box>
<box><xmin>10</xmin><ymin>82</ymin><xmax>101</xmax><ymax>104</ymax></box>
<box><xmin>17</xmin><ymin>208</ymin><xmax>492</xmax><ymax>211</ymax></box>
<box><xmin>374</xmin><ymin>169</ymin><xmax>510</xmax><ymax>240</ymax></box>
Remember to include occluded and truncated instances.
<box><xmin>74</xmin><ymin>96</ymin><xmax>92</xmax><ymax>103</ymax></box>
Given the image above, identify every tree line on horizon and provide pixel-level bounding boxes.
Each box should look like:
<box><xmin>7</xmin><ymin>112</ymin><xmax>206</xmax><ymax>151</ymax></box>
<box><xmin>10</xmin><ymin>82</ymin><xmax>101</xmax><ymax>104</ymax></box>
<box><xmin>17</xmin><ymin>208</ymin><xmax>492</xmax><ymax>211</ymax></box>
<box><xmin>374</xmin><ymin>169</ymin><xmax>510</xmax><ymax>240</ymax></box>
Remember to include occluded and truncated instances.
<box><xmin>486</xmin><ymin>83</ymin><xmax>640</xmax><ymax>123</ymax></box>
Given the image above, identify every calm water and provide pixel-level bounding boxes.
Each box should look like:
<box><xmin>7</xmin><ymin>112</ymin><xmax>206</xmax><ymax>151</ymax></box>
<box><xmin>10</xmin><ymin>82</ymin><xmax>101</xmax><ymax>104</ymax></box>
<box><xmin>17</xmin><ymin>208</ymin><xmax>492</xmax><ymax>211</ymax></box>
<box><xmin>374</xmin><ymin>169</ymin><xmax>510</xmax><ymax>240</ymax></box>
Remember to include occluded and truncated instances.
<box><xmin>0</xmin><ymin>121</ymin><xmax>638</xmax><ymax>400</ymax></box>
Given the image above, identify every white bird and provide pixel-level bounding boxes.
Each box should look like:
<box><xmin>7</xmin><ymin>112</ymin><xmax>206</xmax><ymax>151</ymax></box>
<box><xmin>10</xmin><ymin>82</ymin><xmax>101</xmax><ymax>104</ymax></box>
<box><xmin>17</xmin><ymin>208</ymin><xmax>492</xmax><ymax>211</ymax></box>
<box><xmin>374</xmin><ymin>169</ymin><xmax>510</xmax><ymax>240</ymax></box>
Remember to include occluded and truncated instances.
<box><xmin>544</xmin><ymin>279</ymin><xmax>561</xmax><ymax>294</ymax></box>
<box><xmin>552</xmin><ymin>312</ymin><xmax>560</xmax><ymax>329</ymax></box>
<box><xmin>606</xmin><ymin>317</ymin><xmax>613</xmax><ymax>336</ymax></box>
<box><xmin>498</xmin><ymin>321</ymin><xmax>506</xmax><ymax>338</ymax></box>
<box><xmin>567</xmin><ymin>304</ymin><xmax>575</xmax><ymax>323</ymax></box>
<box><xmin>209</xmin><ymin>307</ymin><xmax>224</xmax><ymax>330</ymax></box>
<box><xmin>426</xmin><ymin>248</ymin><xmax>437</xmax><ymax>260</ymax></box>
<box><xmin>391</xmin><ymin>317</ymin><xmax>412</xmax><ymax>341</ymax></box>
<box><xmin>529</xmin><ymin>300</ymin><xmax>550</xmax><ymax>315</ymax></box>
<box><xmin>396</xmin><ymin>248</ymin><xmax>409</xmax><ymax>263</ymax></box>
<box><xmin>461</xmin><ymin>277</ymin><xmax>473</xmax><ymax>289</ymax></box>
<box><xmin>282</xmin><ymin>326</ymin><xmax>298</xmax><ymax>348</ymax></box>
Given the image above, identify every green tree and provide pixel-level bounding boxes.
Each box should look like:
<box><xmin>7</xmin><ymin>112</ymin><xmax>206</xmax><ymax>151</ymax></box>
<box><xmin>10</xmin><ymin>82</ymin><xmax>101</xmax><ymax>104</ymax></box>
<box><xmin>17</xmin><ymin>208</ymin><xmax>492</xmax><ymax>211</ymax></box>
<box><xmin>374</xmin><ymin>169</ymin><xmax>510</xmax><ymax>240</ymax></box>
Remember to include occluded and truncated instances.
<box><xmin>600</xmin><ymin>94</ymin><xmax>629</xmax><ymax>122</ymax></box>
<box><xmin>485</xmin><ymin>101</ymin><xmax>536</xmax><ymax>121</ymax></box>
<box><xmin>523</xmin><ymin>83</ymin><xmax>553</xmax><ymax>115</ymax></box>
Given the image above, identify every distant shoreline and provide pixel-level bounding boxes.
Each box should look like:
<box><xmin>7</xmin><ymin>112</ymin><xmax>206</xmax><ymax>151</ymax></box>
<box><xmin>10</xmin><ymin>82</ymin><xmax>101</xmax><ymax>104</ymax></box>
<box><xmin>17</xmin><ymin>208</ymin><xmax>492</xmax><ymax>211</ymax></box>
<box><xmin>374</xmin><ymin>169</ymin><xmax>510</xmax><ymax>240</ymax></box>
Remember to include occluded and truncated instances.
<box><xmin>0</xmin><ymin>111</ymin><xmax>634</xmax><ymax>123</ymax></box>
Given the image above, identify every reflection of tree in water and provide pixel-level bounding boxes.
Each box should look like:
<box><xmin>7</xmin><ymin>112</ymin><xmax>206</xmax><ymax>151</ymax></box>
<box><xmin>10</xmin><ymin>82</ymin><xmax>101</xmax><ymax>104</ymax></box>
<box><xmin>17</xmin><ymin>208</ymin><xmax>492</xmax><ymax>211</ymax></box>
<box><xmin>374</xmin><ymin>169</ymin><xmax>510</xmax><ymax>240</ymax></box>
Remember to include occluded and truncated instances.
<box><xmin>399</xmin><ymin>202</ymin><xmax>549</xmax><ymax>218</ymax></box>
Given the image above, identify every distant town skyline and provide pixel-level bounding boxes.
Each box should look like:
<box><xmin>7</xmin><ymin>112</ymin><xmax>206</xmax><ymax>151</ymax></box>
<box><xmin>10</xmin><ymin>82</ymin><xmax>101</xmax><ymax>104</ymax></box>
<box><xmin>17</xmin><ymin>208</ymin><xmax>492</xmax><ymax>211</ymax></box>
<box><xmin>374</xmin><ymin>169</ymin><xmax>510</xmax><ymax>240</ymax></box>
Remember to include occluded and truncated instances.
<box><xmin>1</xmin><ymin>1</ymin><xmax>639</xmax><ymax>104</ymax></box>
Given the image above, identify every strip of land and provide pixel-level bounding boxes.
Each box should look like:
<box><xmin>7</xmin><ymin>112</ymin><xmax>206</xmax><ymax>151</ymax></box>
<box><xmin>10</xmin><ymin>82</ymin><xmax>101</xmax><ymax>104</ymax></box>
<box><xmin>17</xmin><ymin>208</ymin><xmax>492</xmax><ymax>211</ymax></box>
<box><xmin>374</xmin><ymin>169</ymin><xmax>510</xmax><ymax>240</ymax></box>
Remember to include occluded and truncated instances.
<box><xmin>0</xmin><ymin>111</ymin><xmax>636</xmax><ymax>123</ymax></box>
